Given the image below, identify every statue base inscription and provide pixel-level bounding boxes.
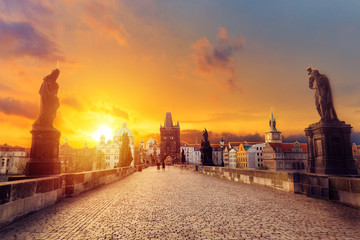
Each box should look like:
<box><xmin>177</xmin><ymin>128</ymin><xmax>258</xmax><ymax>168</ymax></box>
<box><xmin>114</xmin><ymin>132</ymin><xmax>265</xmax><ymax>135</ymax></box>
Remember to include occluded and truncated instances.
<box><xmin>26</xmin><ymin>127</ymin><xmax>61</xmax><ymax>176</ymax></box>
<box><xmin>305</xmin><ymin>120</ymin><xmax>358</xmax><ymax>175</ymax></box>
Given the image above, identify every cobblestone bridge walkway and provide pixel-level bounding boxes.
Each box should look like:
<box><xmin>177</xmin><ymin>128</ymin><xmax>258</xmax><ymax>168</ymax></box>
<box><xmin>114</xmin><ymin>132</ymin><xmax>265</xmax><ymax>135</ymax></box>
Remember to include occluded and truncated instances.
<box><xmin>1</xmin><ymin>167</ymin><xmax>360</xmax><ymax>239</ymax></box>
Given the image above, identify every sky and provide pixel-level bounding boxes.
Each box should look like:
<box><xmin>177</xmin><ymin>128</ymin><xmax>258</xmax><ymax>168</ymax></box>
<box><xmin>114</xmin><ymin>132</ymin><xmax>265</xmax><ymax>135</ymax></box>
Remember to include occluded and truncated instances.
<box><xmin>0</xmin><ymin>0</ymin><xmax>360</xmax><ymax>147</ymax></box>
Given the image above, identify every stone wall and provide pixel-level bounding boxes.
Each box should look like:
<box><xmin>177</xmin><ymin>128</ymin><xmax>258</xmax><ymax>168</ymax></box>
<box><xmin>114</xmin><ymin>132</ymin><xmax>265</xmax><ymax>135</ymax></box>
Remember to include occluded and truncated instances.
<box><xmin>0</xmin><ymin>165</ymin><xmax>145</xmax><ymax>228</ymax></box>
<box><xmin>197</xmin><ymin>166</ymin><xmax>298</xmax><ymax>192</ymax></box>
<box><xmin>180</xmin><ymin>165</ymin><xmax>360</xmax><ymax>208</ymax></box>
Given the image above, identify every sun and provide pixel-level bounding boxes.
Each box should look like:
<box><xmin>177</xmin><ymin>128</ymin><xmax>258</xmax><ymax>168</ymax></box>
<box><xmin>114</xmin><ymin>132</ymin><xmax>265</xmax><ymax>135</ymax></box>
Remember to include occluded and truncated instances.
<box><xmin>92</xmin><ymin>126</ymin><xmax>113</xmax><ymax>142</ymax></box>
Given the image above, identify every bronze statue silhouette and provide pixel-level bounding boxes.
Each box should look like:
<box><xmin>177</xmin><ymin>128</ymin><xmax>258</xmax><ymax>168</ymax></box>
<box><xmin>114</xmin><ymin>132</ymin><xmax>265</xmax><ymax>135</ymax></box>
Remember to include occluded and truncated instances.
<box><xmin>200</xmin><ymin>128</ymin><xmax>214</xmax><ymax>166</ymax></box>
<box><xmin>307</xmin><ymin>66</ymin><xmax>338</xmax><ymax>121</ymax></box>
<box><xmin>33</xmin><ymin>69</ymin><xmax>60</xmax><ymax>128</ymax></box>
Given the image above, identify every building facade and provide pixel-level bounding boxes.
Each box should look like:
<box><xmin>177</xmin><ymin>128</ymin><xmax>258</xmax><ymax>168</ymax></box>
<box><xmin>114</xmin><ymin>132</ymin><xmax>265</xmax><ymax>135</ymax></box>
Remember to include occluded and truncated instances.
<box><xmin>247</xmin><ymin>143</ymin><xmax>266</xmax><ymax>169</ymax></box>
<box><xmin>96</xmin><ymin>136</ymin><xmax>120</xmax><ymax>169</ymax></box>
<box><xmin>0</xmin><ymin>144</ymin><xmax>29</xmax><ymax>175</ymax></box>
<box><xmin>160</xmin><ymin>112</ymin><xmax>180</xmax><ymax>164</ymax></box>
<box><xmin>95</xmin><ymin>122</ymin><xmax>135</xmax><ymax>169</ymax></box>
<box><xmin>262</xmin><ymin>142</ymin><xmax>307</xmax><ymax>171</ymax></box>
<box><xmin>228</xmin><ymin>148</ymin><xmax>238</xmax><ymax>168</ymax></box>
<box><xmin>236</xmin><ymin>144</ymin><xmax>253</xmax><ymax>168</ymax></box>
<box><xmin>59</xmin><ymin>140</ymin><xmax>96</xmax><ymax>173</ymax></box>
<box><xmin>212</xmin><ymin>144</ymin><xmax>222</xmax><ymax>166</ymax></box>
<box><xmin>139</xmin><ymin>137</ymin><xmax>160</xmax><ymax>164</ymax></box>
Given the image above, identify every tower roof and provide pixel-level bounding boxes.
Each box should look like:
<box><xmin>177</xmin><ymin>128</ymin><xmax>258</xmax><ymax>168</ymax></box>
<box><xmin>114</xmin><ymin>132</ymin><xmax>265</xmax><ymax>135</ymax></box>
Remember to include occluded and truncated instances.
<box><xmin>164</xmin><ymin>112</ymin><xmax>173</xmax><ymax>128</ymax></box>
<box><xmin>267</xmin><ymin>110</ymin><xmax>281</xmax><ymax>133</ymax></box>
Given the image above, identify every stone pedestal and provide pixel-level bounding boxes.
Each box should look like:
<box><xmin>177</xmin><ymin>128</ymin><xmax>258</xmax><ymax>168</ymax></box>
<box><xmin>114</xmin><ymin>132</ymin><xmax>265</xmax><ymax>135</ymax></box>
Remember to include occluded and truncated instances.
<box><xmin>305</xmin><ymin>120</ymin><xmax>358</xmax><ymax>175</ymax></box>
<box><xmin>201</xmin><ymin>146</ymin><xmax>214</xmax><ymax>166</ymax></box>
<box><xmin>26</xmin><ymin>127</ymin><xmax>61</xmax><ymax>176</ymax></box>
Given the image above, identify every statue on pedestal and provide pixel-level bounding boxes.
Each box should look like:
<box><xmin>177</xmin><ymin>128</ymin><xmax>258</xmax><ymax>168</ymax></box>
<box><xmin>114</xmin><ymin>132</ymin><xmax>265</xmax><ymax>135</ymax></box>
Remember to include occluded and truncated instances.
<box><xmin>200</xmin><ymin>128</ymin><xmax>214</xmax><ymax>166</ymax></box>
<box><xmin>307</xmin><ymin>66</ymin><xmax>338</xmax><ymax>122</ymax></box>
<box><xmin>26</xmin><ymin>69</ymin><xmax>61</xmax><ymax>176</ymax></box>
<box><xmin>305</xmin><ymin>66</ymin><xmax>357</xmax><ymax>175</ymax></box>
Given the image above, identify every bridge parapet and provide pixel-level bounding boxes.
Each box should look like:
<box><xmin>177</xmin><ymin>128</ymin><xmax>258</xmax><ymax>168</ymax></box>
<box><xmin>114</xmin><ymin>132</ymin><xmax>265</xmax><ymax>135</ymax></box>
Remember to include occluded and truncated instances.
<box><xmin>0</xmin><ymin>164</ymin><xmax>147</xmax><ymax>228</ymax></box>
<box><xmin>178</xmin><ymin>165</ymin><xmax>360</xmax><ymax>208</ymax></box>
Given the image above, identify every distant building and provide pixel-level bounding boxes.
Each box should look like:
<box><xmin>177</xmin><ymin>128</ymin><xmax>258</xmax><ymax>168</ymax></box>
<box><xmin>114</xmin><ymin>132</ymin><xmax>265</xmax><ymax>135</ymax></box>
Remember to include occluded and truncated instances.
<box><xmin>228</xmin><ymin>148</ymin><xmax>238</xmax><ymax>168</ymax></box>
<box><xmin>59</xmin><ymin>140</ymin><xmax>96</xmax><ymax>173</ymax></box>
<box><xmin>0</xmin><ymin>144</ymin><xmax>29</xmax><ymax>175</ymax></box>
<box><xmin>262</xmin><ymin>142</ymin><xmax>307</xmax><ymax>171</ymax></box>
<box><xmin>96</xmin><ymin>122</ymin><xmax>135</xmax><ymax>169</ymax></box>
<box><xmin>96</xmin><ymin>135</ymin><xmax>120</xmax><ymax>169</ymax></box>
<box><xmin>247</xmin><ymin>143</ymin><xmax>266</xmax><ymax>169</ymax></box>
<box><xmin>236</xmin><ymin>143</ymin><xmax>253</xmax><ymax>168</ymax></box>
<box><xmin>160</xmin><ymin>112</ymin><xmax>180</xmax><ymax>164</ymax></box>
<box><xmin>265</xmin><ymin>111</ymin><xmax>282</xmax><ymax>143</ymax></box>
<box><xmin>223</xmin><ymin>146</ymin><xmax>229</xmax><ymax>167</ymax></box>
<box><xmin>221</xmin><ymin>141</ymin><xmax>262</xmax><ymax>169</ymax></box>
<box><xmin>139</xmin><ymin>137</ymin><xmax>160</xmax><ymax>164</ymax></box>
<box><xmin>180</xmin><ymin>141</ymin><xmax>201</xmax><ymax>165</ymax></box>
<box><xmin>212</xmin><ymin>144</ymin><xmax>222</xmax><ymax>166</ymax></box>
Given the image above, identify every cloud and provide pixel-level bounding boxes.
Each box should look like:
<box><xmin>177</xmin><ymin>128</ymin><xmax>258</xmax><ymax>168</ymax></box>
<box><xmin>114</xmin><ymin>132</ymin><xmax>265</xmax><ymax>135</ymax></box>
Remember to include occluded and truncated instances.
<box><xmin>61</xmin><ymin>96</ymin><xmax>84</xmax><ymax>111</ymax></box>
<box><xmin>0</xmin><ymin>0</ymin><xmax>54</xmax><ymax>22</ymax></box>
<box><xmin>112</xmin><ymin>107</ymin><xmax>129</xmax><ymax>119</ymax></box>
<box><xmin>0</xmin><ymin>97</ymin><xmax>38</xmax><ymax>119</ymax></box>
<box><xmin>283</xmin><ymin>134</ymin><xmax>307</xmax><ymax>143</ymax></box>
<box><xmin>89</xmin><ymin>102</ymin><xmax>129</xmax><ymax>120</ymax></box>
<box><xmin>0</xmin><ymin>17</ymin><xmax>65</xmax><ymax>61</ymax></box>
<box><xmin>182</xmin><ymin>111</ymin><xmax>261</xmax><ymax>124</ymax></box>
<box><xmin>0</xmin><ymin>82</ymin><xmax>13</xmax><ymax>92</ymax></box>
<box><xmin>191</xmin><ymin>27</ymin><xmax>245</xmax><ymax>91</ymax></box>
<box><xmin>180</xmin><ymin>129</ymin><xmax>264</xmax><ymax>144</ymax></box>
<box><xmin>180</xmin><ymin>129</ymin><xmax>308</xmax><ymax>145</ymax></box>
<box><xmin>82</xmin><ymin>1</ymin><xmax>128</xmax><ymax>46</ymax></box>
<box><xmin>351</xmin><ymin>132</ymin><xmax>360</xmax><ymax>145</ymax></box>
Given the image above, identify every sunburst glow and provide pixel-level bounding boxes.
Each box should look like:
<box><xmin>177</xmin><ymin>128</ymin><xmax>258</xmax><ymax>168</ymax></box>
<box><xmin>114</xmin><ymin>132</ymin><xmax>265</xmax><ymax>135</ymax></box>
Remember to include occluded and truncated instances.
<box><xmin>92</xmin><ymin>126</ymin><xmax>113</xmax><ymax>142</ymax></box>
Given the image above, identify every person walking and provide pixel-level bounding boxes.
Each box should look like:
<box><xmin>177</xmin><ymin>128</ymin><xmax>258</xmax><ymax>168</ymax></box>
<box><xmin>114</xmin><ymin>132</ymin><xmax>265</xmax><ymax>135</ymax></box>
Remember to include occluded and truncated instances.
<box><xmin>162</xmin><ymin>159</ymin><xmax>165</xmax><ymax>170</ymax></box>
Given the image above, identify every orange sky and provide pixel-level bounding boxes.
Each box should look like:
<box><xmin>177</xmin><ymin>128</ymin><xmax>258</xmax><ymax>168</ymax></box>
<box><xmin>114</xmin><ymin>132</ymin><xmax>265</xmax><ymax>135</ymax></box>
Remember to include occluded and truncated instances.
<box><xmin>1</xmin><ymin>1</ymin><xmax>360</xmax><ymax>147</ymax></box>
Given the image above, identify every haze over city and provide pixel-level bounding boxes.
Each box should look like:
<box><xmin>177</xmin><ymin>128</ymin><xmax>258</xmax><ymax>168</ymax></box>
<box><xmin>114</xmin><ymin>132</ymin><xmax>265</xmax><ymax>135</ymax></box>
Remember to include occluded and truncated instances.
<box><xmin>1</xmin><ymin>0</ymin><xmax>360</xmax><ymax>147</ymax></box>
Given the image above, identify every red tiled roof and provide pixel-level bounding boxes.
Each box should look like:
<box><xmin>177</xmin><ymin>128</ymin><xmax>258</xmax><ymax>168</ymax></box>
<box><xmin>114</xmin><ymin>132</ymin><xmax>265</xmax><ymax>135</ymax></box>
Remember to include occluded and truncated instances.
<box><xmin>0</xmin><ymin>144</ymin><xmax>26</xmax><ymax>152</ymax></box>
<box><xmin>268</xmin><ymin>142</ymin><xmax>308</xmax><ymax>153</ymax></box>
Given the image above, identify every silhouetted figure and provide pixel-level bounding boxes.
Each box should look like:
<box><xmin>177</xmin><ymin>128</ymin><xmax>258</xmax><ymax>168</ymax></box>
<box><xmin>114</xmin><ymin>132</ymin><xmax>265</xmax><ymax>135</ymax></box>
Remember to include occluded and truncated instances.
<box><xmin>157</xmin><ymin>160</ymin><xmax>160</xmax><ymax>170</ymax></box>
<box><xmin>162</xmin><ymin>160</ymin><xmax>165</xmax><ymax>170</ymax></box>
<box><xmin>307</xmin><ymin>66</ymin><xmax>338</xmax><ymax>122</ymax></box>
<box><xmin>33</xmin><ymin>69</ymin><xmax>60</xmax><ymax>128</ymax></box>
<box><xmin>200</xmin><ymin>128</ymin><xmax>214</xmax><ymax>166</ymax></box>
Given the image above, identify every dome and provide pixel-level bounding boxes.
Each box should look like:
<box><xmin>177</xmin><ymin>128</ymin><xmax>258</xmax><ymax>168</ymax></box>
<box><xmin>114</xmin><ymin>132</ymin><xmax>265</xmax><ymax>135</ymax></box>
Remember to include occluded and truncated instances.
<box><xmin>114</xmin><ymin>122</ymin><xmax>134</xmax><ymax>138</ymax></box>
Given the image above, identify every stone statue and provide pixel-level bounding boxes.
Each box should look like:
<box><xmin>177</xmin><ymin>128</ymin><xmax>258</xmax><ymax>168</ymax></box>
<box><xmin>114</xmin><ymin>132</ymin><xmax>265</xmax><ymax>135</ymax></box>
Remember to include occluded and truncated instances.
<box><xmin>305</xmin><ymin>66</ymin><xmax>358</xmax><ymax>175</ymax></box>
<box><xmin>33</xmin><ymin>69</ymin><xmax>60</xmax><ymax>128</ymax></box>
<box><xmin>181</xmin><ymin>149</ymin><xmax>186</xmax><ymax>164</ymax></box>
<box><xmin>203</xmin><ymin>128</ymin><xmax>209</xmax><ymax>142</ymax></box>
<box><xmin>307</xmin><ymin>66</ymin><xmax>338</xmax><ymax>121</ymax></box>
<box><xmin>26</xmin><ymin>68</ymin><xmax>61</xmax><ymax>176</ymax></box>
<box><xmin>200</xmin><ymin>128</ymin><xmax>214</xmax><ymax>166</ymax></box>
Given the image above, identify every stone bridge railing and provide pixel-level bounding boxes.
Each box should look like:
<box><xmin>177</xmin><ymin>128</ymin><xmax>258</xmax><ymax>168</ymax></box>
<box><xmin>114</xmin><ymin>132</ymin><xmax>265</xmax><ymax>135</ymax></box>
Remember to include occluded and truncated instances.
<box><xmin>0</xmin><ymin>164</ymin><xmax>147</xmax><ymax>228</ymax></box>
<box><xmin>178</xmin><ymin>165</ymin><xmax>360</xmax><ymax>209</ymax></box>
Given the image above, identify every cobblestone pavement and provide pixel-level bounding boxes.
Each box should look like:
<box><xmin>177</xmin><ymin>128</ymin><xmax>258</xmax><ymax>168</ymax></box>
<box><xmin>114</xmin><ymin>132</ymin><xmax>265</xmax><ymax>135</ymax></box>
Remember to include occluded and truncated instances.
<box><xmin>1</xmin><ymin>167</ymin><xmax>360</xmax><ymax>240</ymax></box>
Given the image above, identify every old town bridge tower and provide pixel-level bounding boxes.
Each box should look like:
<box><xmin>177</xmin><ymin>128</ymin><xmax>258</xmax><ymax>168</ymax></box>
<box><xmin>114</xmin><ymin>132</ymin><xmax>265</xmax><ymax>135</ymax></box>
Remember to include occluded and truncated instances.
<box><xmin>160</xmin><ymin>112</ymin><xmax>180</xmax><ymax>164</ymax></box>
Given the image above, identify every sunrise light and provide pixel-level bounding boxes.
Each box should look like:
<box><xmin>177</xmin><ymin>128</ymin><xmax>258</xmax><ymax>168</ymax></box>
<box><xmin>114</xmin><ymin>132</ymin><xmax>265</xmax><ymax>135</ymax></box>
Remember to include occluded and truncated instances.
<box><xmin>92</xmin><ymin>126</ymin><xmax>113</xmax><ymax>142</ymax></box>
